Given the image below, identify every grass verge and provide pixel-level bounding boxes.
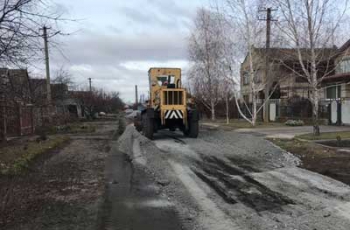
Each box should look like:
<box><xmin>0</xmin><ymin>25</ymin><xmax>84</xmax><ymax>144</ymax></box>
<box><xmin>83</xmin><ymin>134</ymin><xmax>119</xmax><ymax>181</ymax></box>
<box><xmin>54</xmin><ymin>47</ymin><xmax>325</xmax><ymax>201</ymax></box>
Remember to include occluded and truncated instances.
<box><xmin>0</xmin><ymin>136</ymin><xmax>70</xmax><ymax>174</ymax></box>
<box><xmin>48</xmin><ymin>123</ymin><xmax>96</xmax><ymax>134</ymax></box>
<box><xmin>297</xmin><ymin>131</ymin><xmax>350</xmax><ymax>140</ymax></box>
<box><xmin>202</xmin><ymin>119</ymin><xmax>284</xmax><ymax>129</ymax></box>
<box><xmin>270</xmin><ymin>138</ymin><xmax>350</xmax><ymax>185</ymax></box>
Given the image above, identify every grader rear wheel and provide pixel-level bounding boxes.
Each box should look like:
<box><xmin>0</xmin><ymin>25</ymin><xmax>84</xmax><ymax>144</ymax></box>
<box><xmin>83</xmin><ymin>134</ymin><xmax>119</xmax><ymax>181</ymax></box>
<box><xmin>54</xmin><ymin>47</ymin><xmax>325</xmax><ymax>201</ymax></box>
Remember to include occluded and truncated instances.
<box><xmin>184</xmin><ymin>119</ymin><xmax>199</xmax><ymax>138</ymax></box>
<box><xmin>142</xmin><ymin>114</ymin><xmax>154</xmax><ymax>140</ymax></box>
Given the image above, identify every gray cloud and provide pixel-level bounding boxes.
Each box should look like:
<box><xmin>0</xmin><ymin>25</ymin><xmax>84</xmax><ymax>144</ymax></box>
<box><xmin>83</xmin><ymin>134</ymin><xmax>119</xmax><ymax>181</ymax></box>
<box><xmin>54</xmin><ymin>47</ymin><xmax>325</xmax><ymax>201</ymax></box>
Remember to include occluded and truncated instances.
<box><xmin>42</xmin><ymin>0</ymin><xmax>203</xmax><ymax>101</ymax></box>
<box><xmin>54</xmin><ymin>29</ymin><xmax>189</xmax><ymax>66</ymax></box>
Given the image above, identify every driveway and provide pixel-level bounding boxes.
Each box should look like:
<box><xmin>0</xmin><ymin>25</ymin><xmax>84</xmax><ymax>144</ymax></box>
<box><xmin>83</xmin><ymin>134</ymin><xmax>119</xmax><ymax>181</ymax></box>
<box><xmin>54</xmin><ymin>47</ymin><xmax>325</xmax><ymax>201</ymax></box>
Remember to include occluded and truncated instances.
<box><xmin>236</xmin><ymin>125</ymin><xmax>350</xmax><ymax>139</ymax></box>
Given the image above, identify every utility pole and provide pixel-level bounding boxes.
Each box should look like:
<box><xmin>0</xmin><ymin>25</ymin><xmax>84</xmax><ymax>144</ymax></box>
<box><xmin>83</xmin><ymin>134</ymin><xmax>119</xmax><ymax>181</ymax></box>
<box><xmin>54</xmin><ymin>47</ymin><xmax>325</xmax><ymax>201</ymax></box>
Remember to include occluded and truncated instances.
<box><xmin>259</xmin><ymin>7</ymin><xmax>277</xmax><ymax>123</ymax></box>
<box><xmin>43</xmin><ymin>26</ymin><xmax>52</xmax><ymax>105</ymax></box>
<box><xmin>88</xmin><ymin>78</ymin><xmax>92</xmax><ymax>92</ymax></box>
<box><xmin>135</xmin><ymin>85</ymin><xmax>138</xmax><ymax>105</ymax></box>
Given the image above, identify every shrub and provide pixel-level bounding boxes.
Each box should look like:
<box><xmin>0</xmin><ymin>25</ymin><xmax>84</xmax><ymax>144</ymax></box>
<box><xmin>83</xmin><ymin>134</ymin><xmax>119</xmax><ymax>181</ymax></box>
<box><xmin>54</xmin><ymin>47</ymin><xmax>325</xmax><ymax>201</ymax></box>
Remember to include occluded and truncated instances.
<box><xmin>285</xmin><ymin>119</ymin><xmax>304</xmax><ymax>126</ymax></box>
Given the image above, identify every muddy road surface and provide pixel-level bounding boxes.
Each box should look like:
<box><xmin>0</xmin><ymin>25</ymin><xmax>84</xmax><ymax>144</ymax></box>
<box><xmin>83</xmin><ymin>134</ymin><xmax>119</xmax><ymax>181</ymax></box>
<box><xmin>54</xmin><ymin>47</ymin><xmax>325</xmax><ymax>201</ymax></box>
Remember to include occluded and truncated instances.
<box><xmin>3</xmin><ymin>121</ymin><xmax>350</xmax><ymax>230</ymax></box>
<box><xmin>116</xmin><ymin>125</ymin><xmax>350</xmax><ymax>230</ymax></box>
<box><xmin>0</xmin><ymin>121</ymin><xmax>117</xmax><ymax>230</ymax></box>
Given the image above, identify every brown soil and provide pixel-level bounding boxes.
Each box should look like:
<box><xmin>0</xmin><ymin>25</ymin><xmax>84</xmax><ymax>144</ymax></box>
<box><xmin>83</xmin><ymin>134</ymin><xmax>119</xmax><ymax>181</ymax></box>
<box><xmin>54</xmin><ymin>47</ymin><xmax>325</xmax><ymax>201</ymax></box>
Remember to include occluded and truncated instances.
<box><xmin>271</xmin><ymin>139</ymin><xmax>350</xmax><ymax>186</ymax></box>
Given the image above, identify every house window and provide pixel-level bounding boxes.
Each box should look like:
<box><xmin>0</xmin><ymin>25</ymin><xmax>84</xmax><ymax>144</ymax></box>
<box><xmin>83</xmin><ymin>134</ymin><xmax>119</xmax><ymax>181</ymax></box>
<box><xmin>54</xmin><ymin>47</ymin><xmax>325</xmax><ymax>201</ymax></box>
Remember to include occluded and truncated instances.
<box><xmin>242</xmin><ymin>72</ymin><xmax>249</xmax><ymax>85</ymax></box>
<box><xmin>295</xmin><ymin>76</ymin><xmax>308</xmax><ymax>83</ymax></box>
<box><xmin>254</xmin><ymin>70</ymin><xmax>262</xmax><ymax>83</ymax></box>
<box><xmin>326</xmin><ymin>85</ymin><xmax>341</xmax><ymax>99</ymax></box>
<box><xmin>336</xmin><ymin>57</ymin><xmax>350</xmax><ymax>74</ymax></box>
<box><xmin>243</xmin><ymin>94</ymin><xmax>249</xmax><ymax>102</ymax></box>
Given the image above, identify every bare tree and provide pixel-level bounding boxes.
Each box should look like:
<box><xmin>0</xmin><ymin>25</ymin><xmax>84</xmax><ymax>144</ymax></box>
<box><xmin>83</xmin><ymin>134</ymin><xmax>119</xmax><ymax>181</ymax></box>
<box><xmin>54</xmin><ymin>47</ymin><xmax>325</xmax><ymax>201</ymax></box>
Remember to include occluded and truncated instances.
<box><xmin>221</xmin><ymin>0</ymin><xmax>266</xmax><ymax>126</ymax></box>
<box><xmin>274</xmin><ymin>0</ymin><xmax>349</xmax><ymax>135</ymax></box>
<box><xmin>0</xmin><ymin>0</ymin><xmax>67</xmax><ymax>66</ymax></box>
<box><xmin>188</xmin><ymin>8</ymin><xmax>230</xmax><ymax>121</ymax></box>
<box><xmin>52</xmin><ymin>67</ymin><xmax>74</xmax><ymax>87</ymax></box>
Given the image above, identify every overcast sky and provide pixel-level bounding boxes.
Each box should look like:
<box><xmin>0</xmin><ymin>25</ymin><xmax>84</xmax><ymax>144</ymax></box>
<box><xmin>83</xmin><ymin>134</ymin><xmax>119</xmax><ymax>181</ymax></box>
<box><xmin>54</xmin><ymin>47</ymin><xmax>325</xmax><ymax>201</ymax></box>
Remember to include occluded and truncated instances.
<box><xmin>45</xmin><ymin>0</ymin><xmax>207</xmax><ymax>103</ymax></box>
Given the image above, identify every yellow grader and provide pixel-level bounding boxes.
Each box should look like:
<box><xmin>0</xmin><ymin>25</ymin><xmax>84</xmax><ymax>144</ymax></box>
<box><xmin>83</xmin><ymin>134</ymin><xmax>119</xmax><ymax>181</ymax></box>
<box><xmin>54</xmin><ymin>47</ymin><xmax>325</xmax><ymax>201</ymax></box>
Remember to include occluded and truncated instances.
<box><xmin>134</xmin><ymin>68</ymin><xmax>199</xmax><ymax>139</ymax></box>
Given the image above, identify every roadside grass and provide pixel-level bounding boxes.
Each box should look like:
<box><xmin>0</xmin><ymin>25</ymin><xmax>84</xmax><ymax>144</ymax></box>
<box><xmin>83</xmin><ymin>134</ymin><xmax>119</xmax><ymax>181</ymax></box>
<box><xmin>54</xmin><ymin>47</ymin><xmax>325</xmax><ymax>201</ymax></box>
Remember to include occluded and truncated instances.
<box><xmin>270</xmin><ymin>138</ymin><xmax>350</xmax><ymax>185</ymax></box>
<box><xmin>48</xmin><ymin>123</ymin><xmax>96</xmax><ymax>134</ymax></box>
<box><xmin>0</xmin><ymin>136</ymin><xmax>70</xmax><ymax>174</ymax></box>
<box><xmin>201</xmin><ymin>119</ymin><xmax>284</xmax><ymax>129</ymax></box>
<box><xmin>297</xmin><ymin>131</ymin><xmax>350</xmax><ymax>140</ymax></box>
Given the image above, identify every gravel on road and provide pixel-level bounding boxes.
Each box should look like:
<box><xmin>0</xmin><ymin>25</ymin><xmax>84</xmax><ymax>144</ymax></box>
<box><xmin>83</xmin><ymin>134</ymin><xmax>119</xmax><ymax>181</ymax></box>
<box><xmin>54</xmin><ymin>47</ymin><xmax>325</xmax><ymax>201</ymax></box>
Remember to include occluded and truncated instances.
<box><xmin>118</xmin><ymin>125</ymin><xmax>350</xmax><ymax>230</ymax></box>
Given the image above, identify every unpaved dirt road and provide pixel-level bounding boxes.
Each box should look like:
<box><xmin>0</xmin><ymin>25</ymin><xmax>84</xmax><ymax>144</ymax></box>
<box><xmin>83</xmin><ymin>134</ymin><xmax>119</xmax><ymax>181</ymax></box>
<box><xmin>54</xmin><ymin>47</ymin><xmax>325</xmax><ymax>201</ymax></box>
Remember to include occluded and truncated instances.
<box><xmin>115</xmin><ymin>125</ymin><xmax>350</xmax><ymax>230</ymax></box>
<box><xmin>3</xmin><ymin>121</ymin><xmax>350</xmax><ymax>230</ymax></box>
<box><xmin>0</xmin><ymin>120</ymin><xmax>117</xmax><ymax>230</ymax></box>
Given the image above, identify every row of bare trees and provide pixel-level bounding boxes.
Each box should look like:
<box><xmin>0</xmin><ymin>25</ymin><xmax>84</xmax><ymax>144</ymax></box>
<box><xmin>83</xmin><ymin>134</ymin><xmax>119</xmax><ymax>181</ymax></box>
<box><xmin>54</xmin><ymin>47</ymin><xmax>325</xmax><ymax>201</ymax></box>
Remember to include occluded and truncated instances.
<box><xmin>188</xmin><ymin>0</ymin><xmax>349</xmax><ymax>135</ymax></box>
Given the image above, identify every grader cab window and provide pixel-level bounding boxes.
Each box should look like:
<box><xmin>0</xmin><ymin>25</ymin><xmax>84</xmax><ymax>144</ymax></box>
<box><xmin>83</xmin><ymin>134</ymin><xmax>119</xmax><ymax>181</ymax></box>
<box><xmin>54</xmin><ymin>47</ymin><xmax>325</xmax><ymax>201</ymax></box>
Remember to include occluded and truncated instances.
<box><xmin>157</xmin><ymin>76</ymin><xmax>168</xmax><ymax>86</ymax></box>
<box><xmin>157</xmin><ymin>75</ymin><xmax>175</xmax><ymax>86</ymax></box>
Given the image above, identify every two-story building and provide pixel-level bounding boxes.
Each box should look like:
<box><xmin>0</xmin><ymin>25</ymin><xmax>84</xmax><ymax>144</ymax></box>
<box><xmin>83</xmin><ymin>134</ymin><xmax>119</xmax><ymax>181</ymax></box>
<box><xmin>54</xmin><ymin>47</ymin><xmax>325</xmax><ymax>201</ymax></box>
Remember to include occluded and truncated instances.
<box><xmin>240</xmin><ymin>47</ymin><xmax>337</xmax><ymax>103</ymax></box>
<box><xmin>322</xmin><ymin>40</ymin><xmax>350</xmax><ymax>125</ymax></box>
<box><xmin>240</xmin><ymin>42</ymin><xmax>350</xmax><ymax>124</ymax></box>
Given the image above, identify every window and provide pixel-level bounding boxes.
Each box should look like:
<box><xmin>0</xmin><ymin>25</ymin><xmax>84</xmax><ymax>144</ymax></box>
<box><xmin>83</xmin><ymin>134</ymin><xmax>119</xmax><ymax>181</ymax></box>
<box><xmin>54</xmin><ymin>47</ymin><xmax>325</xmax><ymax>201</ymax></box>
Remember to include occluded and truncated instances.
<box><xmin>253</xmin><ymin>71</ymin><xmax>262</xmax><ymax>83</ymax></box>
<box><xmin>295</xmin><ymin>77</ymin><xmax>308</xmax><ymax>83</ymax></box>
<box><xmin>168</xmin><ymin>75</ymin><xmax>175</xmax><ymax>84</ymax></box>
<box><xmin>243</xmin><ymin>94</ymin><xmax>249</xmax><ymax>102</ymax></box>
<box><xmin>242</xmin><ymin>72</ymin><xmax>249</xmax><ymax>85</ymax></box>
<box><xmin>336</xmin><ymin>57</ymin><xmax>350</xmax><ymax>74</ymax></box>
<box><xmin>157</xmin><ymin>76</ymin><xmax>168</xmax><ymax>86</ymax></box>
<box><xmin>326</xmin><ymin>85</ymin><xmax>341</xmax><ymax>99</ymax></box>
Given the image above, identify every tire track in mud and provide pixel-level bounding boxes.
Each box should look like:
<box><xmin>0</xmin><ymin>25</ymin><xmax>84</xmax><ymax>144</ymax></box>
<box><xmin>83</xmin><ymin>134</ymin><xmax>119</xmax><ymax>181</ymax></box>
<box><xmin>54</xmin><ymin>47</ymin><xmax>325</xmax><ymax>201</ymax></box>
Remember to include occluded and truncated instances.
<box><xmin>193</xmin><ymin>155</ymin><xmax>295</xmax><ymax>212</ymax></box>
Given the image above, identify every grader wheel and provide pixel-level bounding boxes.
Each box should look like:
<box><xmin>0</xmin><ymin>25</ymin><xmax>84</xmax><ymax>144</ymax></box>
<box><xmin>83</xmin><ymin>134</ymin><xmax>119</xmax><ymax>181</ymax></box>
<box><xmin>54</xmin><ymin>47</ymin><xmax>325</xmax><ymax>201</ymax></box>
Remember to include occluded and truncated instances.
<box><xmin>142</xmin><ymin>114</ymin><xmax>154</xmax><ymax>140</ymax></box>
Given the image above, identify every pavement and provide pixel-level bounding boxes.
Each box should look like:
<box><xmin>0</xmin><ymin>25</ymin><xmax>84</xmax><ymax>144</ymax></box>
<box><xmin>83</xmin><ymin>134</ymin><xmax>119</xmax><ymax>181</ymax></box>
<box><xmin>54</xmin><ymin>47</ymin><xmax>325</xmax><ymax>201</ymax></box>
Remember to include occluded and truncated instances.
<box><xmin>113</xmin><ymin>124</ymin><xmax>350</xmax><ymax>230</ymax></box>
<box><xmin>236</xmin><ymin>125</ymin><xmax>350</xmax><ymax>139</ymax></box>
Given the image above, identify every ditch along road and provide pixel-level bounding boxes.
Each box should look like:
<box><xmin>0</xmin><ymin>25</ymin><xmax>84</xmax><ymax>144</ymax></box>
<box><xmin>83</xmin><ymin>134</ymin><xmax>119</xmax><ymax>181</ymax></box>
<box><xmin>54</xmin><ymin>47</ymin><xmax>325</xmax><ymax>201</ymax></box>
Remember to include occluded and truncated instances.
<box><xmin>108</xmin><ymin>124</ymin><xmax>350</xmax><ymax>230</ymax></box>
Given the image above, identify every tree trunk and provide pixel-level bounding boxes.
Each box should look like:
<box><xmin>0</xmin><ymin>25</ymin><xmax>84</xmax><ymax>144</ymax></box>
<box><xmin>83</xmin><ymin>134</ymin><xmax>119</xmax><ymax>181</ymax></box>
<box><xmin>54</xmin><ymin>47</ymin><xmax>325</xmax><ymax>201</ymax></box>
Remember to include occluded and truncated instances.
<box><xmin>312</xmin><ymin>89</ymin><xmax>320</xmax><ymax>136</ymax></box>
<box><xmin>226</xmin><ymin>95</ymin><xmax>229</xmax><ymax>124</ymax></box>
<box><xmin>251</xmin><ymin>94</ymin><xmax>257</xmax><ymax>126</ymax></box>
<box><xmin>2</xmin><ymin>105</ymin><xmax>7</xmax><ymax>142</ymax></box>
<box><xmin>211</xmin><ymin>100</ymin><xmax>216</xmax><ymax>121</ymax></box>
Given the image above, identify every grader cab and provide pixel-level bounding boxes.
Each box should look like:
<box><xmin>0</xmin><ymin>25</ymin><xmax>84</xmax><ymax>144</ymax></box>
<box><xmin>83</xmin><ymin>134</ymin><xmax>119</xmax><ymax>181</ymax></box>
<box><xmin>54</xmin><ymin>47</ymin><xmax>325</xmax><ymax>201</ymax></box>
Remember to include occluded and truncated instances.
<box><xmin>134</xmin><ymin>68</ymin><xmax>199</xmax><ymax>139</ymax></box>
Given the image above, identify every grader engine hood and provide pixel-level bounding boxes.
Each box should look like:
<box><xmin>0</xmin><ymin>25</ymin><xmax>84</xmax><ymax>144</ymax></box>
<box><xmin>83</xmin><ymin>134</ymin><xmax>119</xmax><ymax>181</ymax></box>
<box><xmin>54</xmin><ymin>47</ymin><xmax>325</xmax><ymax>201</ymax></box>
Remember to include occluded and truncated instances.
<box><xmin>160</xmin><ymin>88</ymin><xmax>187</xmax><ymax>125</ymax></box>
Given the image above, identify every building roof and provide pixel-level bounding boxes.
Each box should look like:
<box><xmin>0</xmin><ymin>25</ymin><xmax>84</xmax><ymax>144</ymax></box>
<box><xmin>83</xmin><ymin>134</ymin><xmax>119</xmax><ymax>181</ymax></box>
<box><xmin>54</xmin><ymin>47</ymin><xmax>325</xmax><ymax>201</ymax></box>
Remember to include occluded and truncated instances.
<box><xmin>338</xmin><ymin>39</ymin><xmax>350</xmax><ymax>53</ymax></box>
<box><xmin>322</xmin><ymin>72</ymin><xmax>350</xmax><ymax>83</ymax></box>
<box><xmin>252</xmin><ymin>47</ymin><xmax>338</xmax><ymax>62</ymax></box>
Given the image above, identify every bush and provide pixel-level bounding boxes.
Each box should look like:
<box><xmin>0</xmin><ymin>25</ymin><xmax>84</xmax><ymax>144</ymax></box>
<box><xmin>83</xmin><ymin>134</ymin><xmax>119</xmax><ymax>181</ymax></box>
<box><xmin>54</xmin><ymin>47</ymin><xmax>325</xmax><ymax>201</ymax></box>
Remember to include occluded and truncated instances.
<box><xmin>285</xmin><ymin>119</ymin><xmax>304</xmax><ymax>126</ymax></box>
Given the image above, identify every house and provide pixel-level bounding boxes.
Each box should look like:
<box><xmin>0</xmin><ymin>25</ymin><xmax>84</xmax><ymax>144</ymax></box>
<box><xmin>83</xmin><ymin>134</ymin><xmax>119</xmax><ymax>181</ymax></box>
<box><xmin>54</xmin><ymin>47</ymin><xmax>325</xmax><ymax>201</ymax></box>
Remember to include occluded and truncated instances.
<box><xmin>240</xmin><ymin>42</ymin><xmax>350</xmax><ymax>123</ymax></box>
<box><xmin>68</xmin><ymin>91</ymin><xmax>91</xmax><ymax>118</ymax></box>
<box><xmin>240</xmin><ymin>47</ymin><xmax>337</xmax><ymax>103</ymax></box>
<box><xmin>30</xmin><ymin>78</ymin><xmax>88</xmax><ymax>121</ymax></box>
<box><xmin>321</xmin><ymin>40</ymin><xmax>350</xmax><ymax>125</ymax></box>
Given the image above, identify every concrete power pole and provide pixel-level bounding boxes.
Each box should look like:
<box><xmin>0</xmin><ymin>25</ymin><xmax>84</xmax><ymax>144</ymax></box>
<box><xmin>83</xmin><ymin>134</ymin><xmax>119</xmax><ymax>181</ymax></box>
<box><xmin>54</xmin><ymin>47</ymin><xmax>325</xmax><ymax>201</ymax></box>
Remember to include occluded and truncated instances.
<box><xmin>88</xmin><ymin>78</ymin><xmax>92</xmax><ymax>92</ymax></box>
<box><xmin>43</xmin><ymin>26</ymin><xmax>52</xmax><ymax>105</ymax></box>
<box><xmin>259</xmin><ymin>8</ymin><xmax>277</xmax><ymax>123</ymax></box>
<box><xmin>135</xmin><ymin>85</ymin><xmax>138</xmax><ymax>105</ymax></box>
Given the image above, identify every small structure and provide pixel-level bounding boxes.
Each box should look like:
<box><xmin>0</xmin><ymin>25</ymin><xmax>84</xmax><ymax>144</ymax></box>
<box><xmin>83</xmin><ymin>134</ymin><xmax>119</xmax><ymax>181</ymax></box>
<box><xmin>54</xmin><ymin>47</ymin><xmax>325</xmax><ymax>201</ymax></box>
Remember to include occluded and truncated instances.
<box><xmin>0</xmin><ymin>68</ymin><xmax>34</xmax><ymax>139</ymax></box>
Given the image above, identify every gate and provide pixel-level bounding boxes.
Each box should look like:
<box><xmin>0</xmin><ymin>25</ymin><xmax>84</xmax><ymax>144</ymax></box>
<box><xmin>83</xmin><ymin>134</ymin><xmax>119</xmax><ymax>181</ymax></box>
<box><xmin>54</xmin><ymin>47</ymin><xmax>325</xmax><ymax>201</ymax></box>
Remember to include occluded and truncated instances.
<box><xmin>328</xmin><ymin>99</ymin><xmax>350</xmax><ymax>125</ymax></box>
<box><xmin>269</xmin><ymin>102</ymin><xmax>277</xmax><ymax>121</ymax></box>
<box><xmin>342</xmin><ymin>99</ymin><xmax>350</xmax><ymax>125</ymax></box>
